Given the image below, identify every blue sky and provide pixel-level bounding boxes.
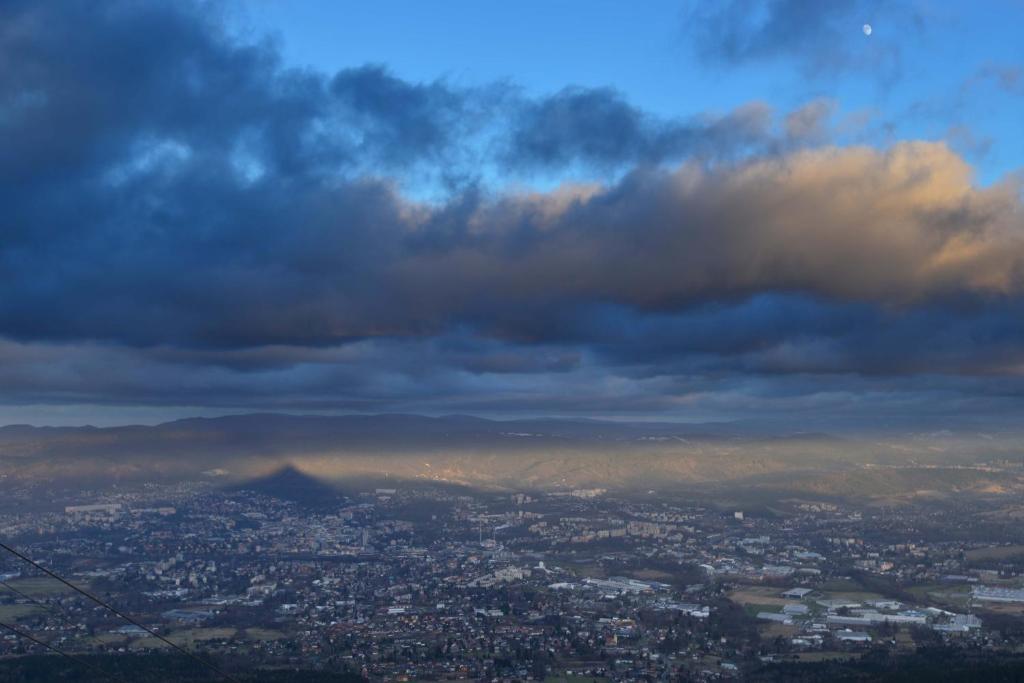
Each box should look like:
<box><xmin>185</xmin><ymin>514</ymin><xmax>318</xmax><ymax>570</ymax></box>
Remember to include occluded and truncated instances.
<box><xmin>240</xmin><ymin>0</ymin><xmax>1024</xmax><ymax>184</ymax></box>
<box><xmin>1</xmin><ymin>0</ymin><xmax>1023</xmax><ymax>428</ymax></box>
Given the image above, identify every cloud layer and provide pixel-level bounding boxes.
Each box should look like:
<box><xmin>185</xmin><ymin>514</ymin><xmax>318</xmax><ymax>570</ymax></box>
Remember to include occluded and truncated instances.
<box><xmin>684</xmin><ymin>0</ymin><xmax>924</xmax><ymax>83</ymax></box>
<box><xmin>1</xmin><ymin>0</ymin><xmax>1023</xmax><ymax>425</ymax></box>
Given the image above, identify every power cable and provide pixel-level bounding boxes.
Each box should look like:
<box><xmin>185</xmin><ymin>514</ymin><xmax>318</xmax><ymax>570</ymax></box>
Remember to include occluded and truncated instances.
<box><xmin>0</xmin><ymin>541</ymin><xmax>242</xmax><ymax>682</ymax></box>
<box><xmin>0</xmin><ymin>618</ymin><xmax>125</xmax><ymax>682</ymax></box>
<box><xmin>1</xmin><ymin>577</ymin><xmax>86</xmax><ymax>633</ymax></box>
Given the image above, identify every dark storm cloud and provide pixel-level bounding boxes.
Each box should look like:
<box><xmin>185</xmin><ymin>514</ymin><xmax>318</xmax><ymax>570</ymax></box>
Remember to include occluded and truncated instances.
<box><xmin>561</xmin><ymin>296</ymin><xmax>1024</xmax><ymax>379</ymax></box>
<box><xmin>2</xmin><ymin>0</ymin><xmax>1024</xmax><ymax>421</ymax></box>
<box><xmin>684</xmin><ymin>0</ymin><xmax>923</xmax><ymax>82</ymax></box>
<box><xmin>969</xmin><ymin>64</ymin><xmax>1024</xmax><ymax>96</ymax></box>
<box><xmin>500</xmin><ymin>87</ymin><xmax>773</xmax><ymax>170</ymax></box>
<box><xmin>0</xmin><ymin>1</ymin><xmax>495</xmax><ymax>192</ymax></box>
<box><xmin>329</xmin><ymin>64</ymin><xmax>507</xmax><ymax>169</ymax></box>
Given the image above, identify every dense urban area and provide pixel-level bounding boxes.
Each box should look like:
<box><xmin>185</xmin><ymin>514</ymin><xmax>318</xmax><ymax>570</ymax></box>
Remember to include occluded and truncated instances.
<box><xmin>4</xmin><ymin>467</ymin><xmax>1024</xmax><ymax>682</ymax></box>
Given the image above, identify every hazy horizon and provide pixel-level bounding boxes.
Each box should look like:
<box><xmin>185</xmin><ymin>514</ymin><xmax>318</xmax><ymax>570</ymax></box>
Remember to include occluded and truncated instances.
<box><xmin>4</xmin><ymin>409</ymin><xmax>1024</xmax><ymax>438</ymax></box>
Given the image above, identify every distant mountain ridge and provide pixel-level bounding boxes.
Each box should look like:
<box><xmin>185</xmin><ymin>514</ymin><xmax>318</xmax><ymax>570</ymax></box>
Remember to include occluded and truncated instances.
<box><xmin>0</xmin><ymin>413</ymin><xmax>1021</xmax><ymax>499</ymax></box>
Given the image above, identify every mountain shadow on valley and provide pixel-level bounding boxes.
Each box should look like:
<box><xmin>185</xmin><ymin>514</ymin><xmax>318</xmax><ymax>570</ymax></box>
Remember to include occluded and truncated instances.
<box><xmin>228</xmin><ymin>465</ymin><xmax>347</xmax><ymax>510</ymax></box>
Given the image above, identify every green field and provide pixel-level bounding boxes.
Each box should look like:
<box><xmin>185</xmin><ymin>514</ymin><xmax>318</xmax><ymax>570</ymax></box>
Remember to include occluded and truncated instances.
<box><xmin>0</xmin><ymin>604</ymin><xmax>41</xmax><ymax>621</ymax></box>
<box><xmin>130</xmin><ymin>627</ymin><xmax>238</xmax><ymax>650</ymax></box>
<box><xmin>828</xmin><ymin>591</ymin><xmax>886</xmax><ymax>603</ymax></box>
<box><xmin>0</xmin><ymin>576</ymin><xmax>89</xmax><ymax>622</ymax></box>
<box><xmin>244</xmin><ymin>628</ymin><xmax>287</xmax><ymax>641</ymax></box>
<box><xmin>966</xmin><ymin>545</ymin><xmax>1024</xmax><ymax>562</ymax></box>
<box><xmin>906</xmin><ymin>583</ymin><xmax>971</xmax><ymax>609</ymax></box>
<box><xmin>2</xmin><ymin>577</ymin><xmax>87</xmax><ymax>597</ymax></box>
<box><xmin>818</xmin><ymin>578</ymin><xmax>864</xmax><ymax>592</ymax></box>
<box><xmin>792</xmin><ymin>651</ymin><xmax>858</xmax><ymax>662</ymax></box>
<box><xmin>743</xmin><ymin>602</ymin><xmax>784</xmax><ymax>617</ymax></box>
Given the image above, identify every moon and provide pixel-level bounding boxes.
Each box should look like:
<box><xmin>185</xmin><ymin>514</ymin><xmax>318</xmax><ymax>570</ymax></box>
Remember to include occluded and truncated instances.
<box><xmin>862</xmin><ymin>23</ymin><xmax>873</xmax><ymax>36</ymax></box>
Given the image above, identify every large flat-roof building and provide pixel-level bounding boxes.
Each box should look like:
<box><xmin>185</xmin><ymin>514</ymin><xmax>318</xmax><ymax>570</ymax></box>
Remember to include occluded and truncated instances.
<box><xmin>973</xmin><ymin>586</ymin><xmax>1024</xmax><ymax>603</ymax></box>
<box><xmin>65</xmin><ymin>503</ymin><xmax>123</xmax><ymax>521</ymax></box>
